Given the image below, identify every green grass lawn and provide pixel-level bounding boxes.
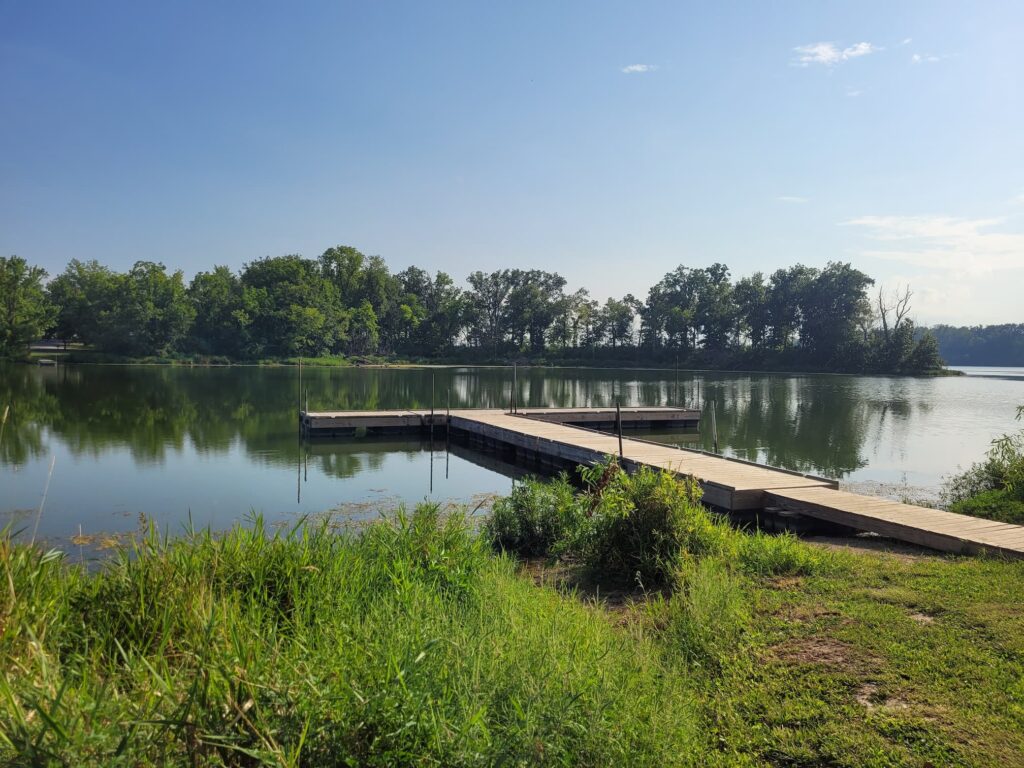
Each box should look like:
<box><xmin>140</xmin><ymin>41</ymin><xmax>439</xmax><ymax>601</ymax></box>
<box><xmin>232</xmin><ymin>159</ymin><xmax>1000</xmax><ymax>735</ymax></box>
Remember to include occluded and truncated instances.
<box><xmin>688</xmin><ymin>546</ymin><xmax>1024</xmax><ymax>766</ymax></box>
<box><xmin>2</xmin><ymin>505</ymin><xmax>1022</xmax><ymax>766</ymax></box>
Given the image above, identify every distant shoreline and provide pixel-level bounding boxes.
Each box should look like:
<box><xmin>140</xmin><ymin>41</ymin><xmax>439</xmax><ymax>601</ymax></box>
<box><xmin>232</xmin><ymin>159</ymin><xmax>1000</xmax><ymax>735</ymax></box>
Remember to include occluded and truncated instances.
<box><xmin>18</xmin><ymin>348</ymin><xmax>965</xmax><ymax>377</ymax></box>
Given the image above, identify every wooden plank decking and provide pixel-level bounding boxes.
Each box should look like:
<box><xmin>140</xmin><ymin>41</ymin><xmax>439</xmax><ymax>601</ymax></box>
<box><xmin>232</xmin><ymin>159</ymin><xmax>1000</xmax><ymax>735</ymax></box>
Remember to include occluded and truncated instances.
<box><xmin>449</xmin><ymin>410</ymin><xmax>833</xmax><ymax>512</ymax></box>
<box><xmin>302</xmin><ymin>407</ymin><xmax>1024</xmax><ymax>558</ymax></box>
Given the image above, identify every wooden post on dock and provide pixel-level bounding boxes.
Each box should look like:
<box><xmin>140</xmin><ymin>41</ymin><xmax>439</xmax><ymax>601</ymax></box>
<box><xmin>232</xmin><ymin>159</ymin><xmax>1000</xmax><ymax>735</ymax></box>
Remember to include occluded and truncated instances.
<box><xmin>513</xmin><ymin>364</ymin><xmax>517</xmax><ymax>413</ymax></box>
<box><xmin>710</xmin><ymin>399</ymin><xmax>719</xmax><ymax>453</ymax></box>
<box><xmin>430</xmin><ymin>373</ymin><xmax>435</xmax><ymax>443</ymax></box>
<box><xmin>445</xmin><ymin>383</ymin><xmax>451</xmax><ymax>479</ymax></box>
<box><xmin>616</xmin><ymin>401</ymin><xmax>623</xmax><ymax>460</ymax></box>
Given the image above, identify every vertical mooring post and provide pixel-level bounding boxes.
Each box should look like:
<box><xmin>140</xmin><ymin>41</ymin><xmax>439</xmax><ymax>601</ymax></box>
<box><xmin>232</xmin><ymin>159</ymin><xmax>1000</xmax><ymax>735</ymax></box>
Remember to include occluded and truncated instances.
<box><xmin>710</xmin><ymin>399</ymin><xmax>719</xmax><ymax>453</ymax></box>
<box><xmin>616</xmin><ymin>400</ymin><xmax>623</xmax><ymax>461</ymax></box>
<box><xmin>513</xmin><ymin>363</ymin><xmax>518</xmax><ymax>413</ymax></box>
<box><xmin>445</xmin><ymin>383</ymin><xmax>451</xmax><ymax>479</ymax></box>
<box><xmin>430</xmin><ymin>372</ymin><xmax>435</xmax><ymax>444</ymax></box>
<box><xmin>674</xmin><ymin>355</ymin><xmax>679</xmax><ymax>407</ymax></box>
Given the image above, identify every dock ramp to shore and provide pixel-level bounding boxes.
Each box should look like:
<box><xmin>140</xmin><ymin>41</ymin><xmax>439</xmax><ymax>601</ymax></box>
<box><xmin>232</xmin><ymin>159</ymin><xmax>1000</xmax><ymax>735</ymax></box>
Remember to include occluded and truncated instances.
<box><xmin>301</xmin><ymin>407</ymin><xmax>1024</xmax><ymax>559</ymax></box>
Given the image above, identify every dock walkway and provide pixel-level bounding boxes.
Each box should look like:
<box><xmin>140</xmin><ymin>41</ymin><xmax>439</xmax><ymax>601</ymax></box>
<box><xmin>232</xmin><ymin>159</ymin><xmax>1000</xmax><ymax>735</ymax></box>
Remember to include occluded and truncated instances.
<box><xmin>303</xmin><ymin>407</ymin><xmax>1024</xmax><ymax>558</ymax></box>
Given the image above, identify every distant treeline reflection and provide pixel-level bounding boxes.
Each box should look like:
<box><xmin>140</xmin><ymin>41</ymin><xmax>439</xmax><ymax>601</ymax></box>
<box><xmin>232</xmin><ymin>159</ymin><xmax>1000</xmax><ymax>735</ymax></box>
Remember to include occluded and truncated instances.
<box><xmin>1</xmin><ymin>365</ymin><xmax>937</xmax><ymax>480</ymax></box>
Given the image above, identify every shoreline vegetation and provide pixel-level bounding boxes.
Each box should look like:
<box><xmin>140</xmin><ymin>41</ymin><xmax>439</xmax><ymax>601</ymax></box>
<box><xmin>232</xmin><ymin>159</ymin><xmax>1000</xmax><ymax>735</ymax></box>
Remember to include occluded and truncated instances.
<box><xmin>3</xmin><ymin>463</ymin><xmax>1023</xmax><ymax>765</ymax></box>
<box><xmin>3</xmin><ymin>248</ymin><xmax>948</xmax><ymax>375</ymax></box>
<box><xmin>942</xmin><ymin>406</ymin><xmax>1024</xmax><ymax>525</ymax></box>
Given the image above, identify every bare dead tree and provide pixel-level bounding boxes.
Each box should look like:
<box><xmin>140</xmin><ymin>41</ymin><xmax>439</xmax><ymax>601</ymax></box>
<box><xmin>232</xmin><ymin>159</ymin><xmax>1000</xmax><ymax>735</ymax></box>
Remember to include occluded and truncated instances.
<box><xmin>893</xmin><ymin>285</ymin><xmax>913</xmax><ymax>331</ymax></box>
<box><xmin>877</xmin><ymin>285</ymin><xmax>913</xmax><ymax>342</ymax></box>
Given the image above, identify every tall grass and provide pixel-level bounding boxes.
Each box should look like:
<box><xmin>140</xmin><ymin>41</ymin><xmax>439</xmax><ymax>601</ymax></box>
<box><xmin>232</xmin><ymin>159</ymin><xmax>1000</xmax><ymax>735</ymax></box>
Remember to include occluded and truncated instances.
<box><xmin>648</xmin><ymin>559</ymin><xmax>750</xmax><ymax>671</ymax></box>
<box><xmin>485</xmin><ymin>474</ymin><xmax>581</xmax><ymax>557</ymax></box>
<box><xmin>486</xmin><ymin>459</ymin><xmax>836</xmax><ymax>678</ymax></box>
<box><xmin>0</xmin><ymin>506</ymin><xmax>705</xmax><ymax>766</ymax></box>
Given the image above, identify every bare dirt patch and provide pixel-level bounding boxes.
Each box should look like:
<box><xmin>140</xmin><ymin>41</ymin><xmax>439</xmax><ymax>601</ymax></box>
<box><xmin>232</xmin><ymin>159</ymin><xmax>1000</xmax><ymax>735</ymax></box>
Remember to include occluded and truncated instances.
<box><xmin>778</xmin><ymin>603</ymin><xmax>844</xmax><ymax>625</ymax></box>
<box><xmin>519</xmin><ymin>558</ymin><xmax>655</xmax><ymax>614</ymax></box>
<box><xmin>855</xmin><ymin>683</ymin><xmax>910</xmax><ymax>711</ymax></box>
<box><xmin>773</xmin><ymin>636</ymin><xmax>870</xmax><ymax>670</ymax></box>
<box><xmin>909</xmin><ymin>612</ymin><xmax>936</xmax><ymax>625</ymax></box>
<box><xmin>768</xmin><ymin>575</ymin><xmax>803</xmax><ymax>590</ymax></box>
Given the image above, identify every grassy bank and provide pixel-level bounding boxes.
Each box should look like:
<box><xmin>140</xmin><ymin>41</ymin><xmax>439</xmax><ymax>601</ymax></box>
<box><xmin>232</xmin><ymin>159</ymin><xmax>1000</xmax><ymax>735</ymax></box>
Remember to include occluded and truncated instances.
<box><xmin>2</xmin><ymin>476</ymin><xmax>1023</xmax><ymax>765</ymax></box>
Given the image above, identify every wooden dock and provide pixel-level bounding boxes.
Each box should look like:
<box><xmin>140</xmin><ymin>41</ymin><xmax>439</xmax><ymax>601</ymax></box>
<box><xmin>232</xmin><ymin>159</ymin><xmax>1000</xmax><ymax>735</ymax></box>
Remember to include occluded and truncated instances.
<box><xmin>301</xmin><ymin>407</ymin><xmax>1024</xmax><ymax>558</ymax></box>
<box><xmin>301</xmin><ymin>406</ymin><xmax>699</xmax><ymax>435</ymax></box>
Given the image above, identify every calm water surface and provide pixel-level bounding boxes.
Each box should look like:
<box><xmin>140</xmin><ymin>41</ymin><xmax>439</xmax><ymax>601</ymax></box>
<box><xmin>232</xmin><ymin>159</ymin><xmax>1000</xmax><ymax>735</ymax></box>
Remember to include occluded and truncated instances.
<box><xmin>2</xmin><ymin>364</ymin><xmax>1022</xmax><ymax>543</ymax></box>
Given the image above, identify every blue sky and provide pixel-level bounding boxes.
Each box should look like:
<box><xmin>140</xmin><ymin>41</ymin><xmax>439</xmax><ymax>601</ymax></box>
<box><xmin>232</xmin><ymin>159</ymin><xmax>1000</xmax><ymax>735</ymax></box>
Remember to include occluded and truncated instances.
<box><xmin>2</xmin><ymin>1</ymin><xmax>1022</xmax><ymax>325</ymax></box>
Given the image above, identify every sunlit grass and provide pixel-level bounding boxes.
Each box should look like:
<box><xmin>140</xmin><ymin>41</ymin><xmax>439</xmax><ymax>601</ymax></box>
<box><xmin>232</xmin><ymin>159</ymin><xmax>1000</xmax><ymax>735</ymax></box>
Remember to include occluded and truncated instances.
<box><xmin>2</xmin><ymin>471</ymin><xmax>1023</xmax><ymax>766</ymax></box>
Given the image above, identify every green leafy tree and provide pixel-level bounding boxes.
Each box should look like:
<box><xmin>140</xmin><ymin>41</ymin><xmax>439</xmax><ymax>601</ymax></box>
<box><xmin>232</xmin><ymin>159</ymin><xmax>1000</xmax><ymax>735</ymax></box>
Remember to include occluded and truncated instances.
<box><xmin>187</xmin><ymin>266</ymin><xmax>253</xmax><ymax>357</ymax></box>
<box><xmin>695</xmin><ymin>263</ymin><xmax>735</xmax><ymax>353</ymax></box>
<box><xmin>466</xmin><ymin>269</ymin><xmax>515</xmax><ymax>354</ymax></box>
<box><xmin>46</xmin><ymin>259</ymin><xmax>118</xmax><ymax>344</ymax></box>
<box><xmin>0</xmin><ymin>256</ymin><xmax>54</xmax><ymax>357</ymax></box>
<box><xmin>95</xmin><ymin>262</ymin><xmax>195</xmax><ymax>356</ymax></box>
<box><xmin>603</xmin><ymin>295</ymin><xmax>638</xmax><ymax>349</ymax></box>
<box><xmin>734</xmin><ymin>272</ymin><xmax>769</xmax><ymax>350</ymax></box>
<box><xmin>348</xmin><ymin>300</ymin><xmax>381</xmax><ymax>354</ymax></box>
<box><xmin>799</xmin><ymin>262</ymin><xmax>874</xmax><ymax>365</ymax></box>
<box><xmin>907</xmin><ymin>329</ymin><xmax>944</xmax><ymax>373</ymax></box>
<box><xmin>765</xmin><ymin>265</ymin><xmax>818</xmax><ymax>352</ymax></box>
<box><xmin>241</xmin><ymin>255</ymin><xmax>343</xmax><ymax>357</ymax></box>
<box><xmin>401</xmin><ymin>269</ymin><xmax>466</xmax><ymax>354</ymax></box>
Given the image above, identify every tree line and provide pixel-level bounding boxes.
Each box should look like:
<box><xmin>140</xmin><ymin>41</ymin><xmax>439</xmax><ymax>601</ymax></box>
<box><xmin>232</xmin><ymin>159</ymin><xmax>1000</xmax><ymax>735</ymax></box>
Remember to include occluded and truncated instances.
<box><xmin>1</xmin><ymin>247</ymin><xmax>944</xmax><ymax>372</ymax></box>
<box><xmin>926</xmin><ymin>325</ymin><xmax>1024</xmax><ymax>367</ymax></box>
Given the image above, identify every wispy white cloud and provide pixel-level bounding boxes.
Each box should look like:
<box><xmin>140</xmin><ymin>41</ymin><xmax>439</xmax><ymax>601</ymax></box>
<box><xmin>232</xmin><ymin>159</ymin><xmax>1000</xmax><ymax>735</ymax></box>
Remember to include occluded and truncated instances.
<box><xmin>846</xmin><ymin>87</ymin><xmax>863</xmax><ymax>97</ymax></box>
<box><xmin>777</xmin><ymin>195</ymin><xmax>809</xmax><ymax>203</ymax></box>
<box><xmin>842</xmin><ymin>215</ymin><xmax>1024</xmax><ymax>274</ymax></box>
<box><xmin>899</xmin><ymin>37</ymin><xmax>913</xmax><ymax>46</ymax></box>
<box><xmin>792</xmin><ymin>41</ymin><xmax>879</xmax><ymax>67</ymax></box>
<box><xmin>911</xmin><ymin>52</ymin><xmax>944</xmax><ymax>64</ymax></box>
<box><xmin>621</xmin><ymin>64</ymin><xmax>657</xmax><ymax>74</ymax></box>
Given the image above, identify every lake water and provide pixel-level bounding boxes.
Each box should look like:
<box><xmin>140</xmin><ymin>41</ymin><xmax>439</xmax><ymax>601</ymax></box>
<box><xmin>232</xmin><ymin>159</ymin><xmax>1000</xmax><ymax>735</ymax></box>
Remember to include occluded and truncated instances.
<box><xmin>2</xmin><ymin>363</ymin><xmax>1022</xmax><ymax>545</ymax></box>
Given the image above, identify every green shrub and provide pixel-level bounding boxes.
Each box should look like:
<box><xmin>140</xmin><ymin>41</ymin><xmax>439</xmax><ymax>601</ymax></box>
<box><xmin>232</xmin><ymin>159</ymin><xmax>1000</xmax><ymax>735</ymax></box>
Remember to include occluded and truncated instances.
<box><xmin>485</xmin><ymin>474</ymin><xmax>584</xmax><ymax>557</ymax></box>
<box><xmin>949</xmin><ymin>487</ymin><xmax>1024</xmax><ymax>525</ymax></box>
<box><xmin>572</xmin><ymin>460</ymin><xmax>732</xmax><ymax>586</ymax></box>
<box><xmin>943</xmin><ymin>405</ymin><xmax>1024</xmax><ymax>512</ymax></box>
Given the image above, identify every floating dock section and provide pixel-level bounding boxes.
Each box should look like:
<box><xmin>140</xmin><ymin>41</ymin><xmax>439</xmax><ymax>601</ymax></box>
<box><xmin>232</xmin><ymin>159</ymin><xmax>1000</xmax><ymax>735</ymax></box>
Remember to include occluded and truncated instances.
<box><xmin>300</xmin><ymin>407</ymin><xmax>1024</xmax><ymax>559</ymax></box>
<box><xmin>300</xmin><ymin>406</ymin><xmax>699</xmax><ymax>435</ymax></box>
